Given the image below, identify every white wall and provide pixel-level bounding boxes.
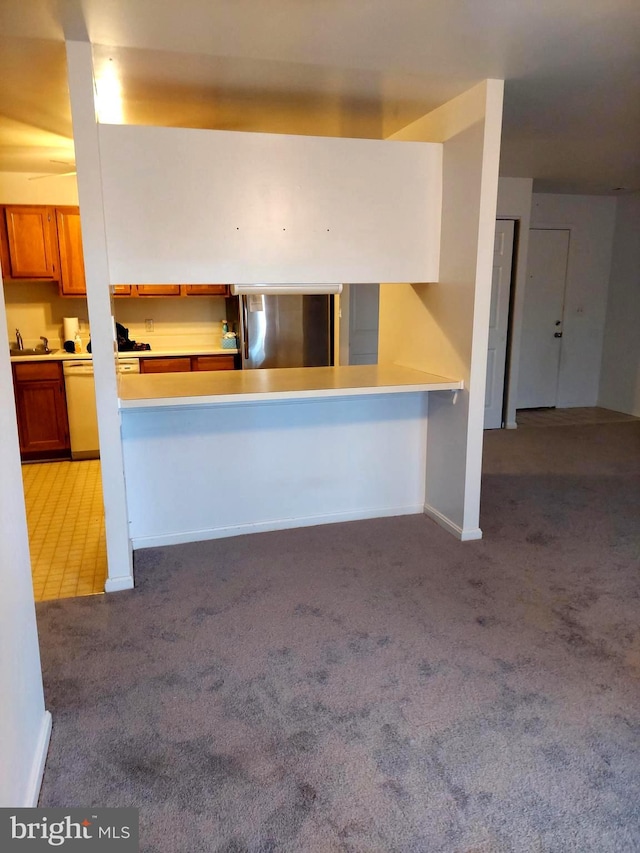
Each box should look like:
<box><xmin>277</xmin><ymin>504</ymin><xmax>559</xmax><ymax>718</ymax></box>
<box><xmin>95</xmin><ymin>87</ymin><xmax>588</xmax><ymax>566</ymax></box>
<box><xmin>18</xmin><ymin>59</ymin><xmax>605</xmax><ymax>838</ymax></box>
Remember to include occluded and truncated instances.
<box><xmin>598</xmin><ymin>193</ymin><xmax>640</xmax><ymax>416</ymax></box>
<box><xmin>528</xmin><ymin>193</ymin><xmax>616</xmax><ymax>408</ymax></box>
<box><xmin>0</xmin><ymin>282</ymin><xmax>51</xmax><ymax>806</ymax></box>
<box><xmin>98</xmin><ymin>124</ymin><xmax>442</xmax><ymax>285</ymax></box>
<box><xmin>122</xmin><ymin>394</ymin><xmax>428</xmax><ymax>547</ymax></box>
<box><xmin>496</xmin><ymin>177</ymin><xmax>533</xmax><ymax>428</ymax></box>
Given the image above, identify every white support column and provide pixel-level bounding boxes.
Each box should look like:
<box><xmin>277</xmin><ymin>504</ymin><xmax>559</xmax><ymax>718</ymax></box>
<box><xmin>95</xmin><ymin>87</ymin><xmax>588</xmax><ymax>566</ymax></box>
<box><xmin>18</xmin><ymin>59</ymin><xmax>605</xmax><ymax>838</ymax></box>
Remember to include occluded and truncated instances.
<box><xmin>379</xmin><ymin>80</ymin><xmax>505</xmax><ymax>540</ymax></box>
<box><xmin>65</xmin><ymin>40</ymin><xmax>133</xmax><ymax>591</ymax></box>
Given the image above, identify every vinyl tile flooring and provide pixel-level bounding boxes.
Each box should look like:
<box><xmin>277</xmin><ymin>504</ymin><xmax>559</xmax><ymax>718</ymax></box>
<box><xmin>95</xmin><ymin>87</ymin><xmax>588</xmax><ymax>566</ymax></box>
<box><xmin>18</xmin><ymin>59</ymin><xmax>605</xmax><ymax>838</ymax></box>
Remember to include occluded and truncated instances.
<box><xmin>516</xmin><ymin>405</ymin><xmax>639</xmax><ymax>428</ymax></box>
<box><xmin>22</xmin><ymin>460</ymin><xmax>106</xmax><ymax>601</ymax></box>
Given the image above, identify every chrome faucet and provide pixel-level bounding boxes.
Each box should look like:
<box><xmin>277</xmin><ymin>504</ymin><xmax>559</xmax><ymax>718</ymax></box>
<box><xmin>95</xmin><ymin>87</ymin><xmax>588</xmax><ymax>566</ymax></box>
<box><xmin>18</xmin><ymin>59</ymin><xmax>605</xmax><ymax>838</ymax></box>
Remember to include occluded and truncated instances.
<box><xmin>15</xmin><ymin>329</ymin><xmax>24</xmax><ymax>351</ymax></box>
<box><xmin>40</xmin><ymin>336</ymin><xmax>50</xmax><ymax>353</ymax></box>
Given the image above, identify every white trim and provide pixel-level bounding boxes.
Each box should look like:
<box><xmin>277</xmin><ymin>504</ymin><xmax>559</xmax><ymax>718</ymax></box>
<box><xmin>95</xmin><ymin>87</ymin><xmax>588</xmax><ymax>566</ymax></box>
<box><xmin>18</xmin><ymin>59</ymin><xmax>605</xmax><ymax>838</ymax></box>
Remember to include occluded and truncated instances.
<box><xmin>131</xmin><ymin>504</ymin><xmax>424</xmax><ymax>550</ymax></box>
<box><xmin>104</xmin><ymin>576</ymin><xmax>135</xmax><ymax>593</ymax></box>
<box><xmin>424</xmin><ymin>503</ymin><xmax>483</xmax><ymax>541</ymax></box>
<box><xmin>23</xmin><ymin>711</ymin><xmax>52</xmax><ymax>807</ymax></box>
<box><xmin>505</xmin><ymin>420</ymin><xmax>518</xmax><ymax>430</ymax></box>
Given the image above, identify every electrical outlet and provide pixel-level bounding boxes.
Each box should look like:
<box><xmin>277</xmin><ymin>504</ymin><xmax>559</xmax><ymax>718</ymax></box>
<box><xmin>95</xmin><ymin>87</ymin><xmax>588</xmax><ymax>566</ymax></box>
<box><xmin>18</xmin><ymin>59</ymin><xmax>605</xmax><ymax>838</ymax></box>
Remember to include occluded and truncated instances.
<box><xmin>145</xmin><ymin>319</ymin><xmax>154</xmax><ymax>332</ymax></box>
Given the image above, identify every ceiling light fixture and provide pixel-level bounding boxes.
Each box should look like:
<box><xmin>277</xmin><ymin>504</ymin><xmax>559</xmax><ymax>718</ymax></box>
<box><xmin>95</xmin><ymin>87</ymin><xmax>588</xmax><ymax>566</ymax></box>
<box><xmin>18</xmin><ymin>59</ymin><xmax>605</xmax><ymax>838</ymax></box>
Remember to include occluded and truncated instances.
<box><xmin>94</xmin><ymin>58</ymin><xmax>124</xmax><ymax>124</ymax></box>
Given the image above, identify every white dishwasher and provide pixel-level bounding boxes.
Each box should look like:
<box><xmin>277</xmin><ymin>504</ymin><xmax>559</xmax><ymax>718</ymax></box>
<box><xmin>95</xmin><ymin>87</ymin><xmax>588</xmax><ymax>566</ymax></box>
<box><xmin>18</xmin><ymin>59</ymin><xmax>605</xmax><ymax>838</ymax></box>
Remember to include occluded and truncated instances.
<box><xmin>63</xmin><ymin>358</ymin><xmax>140</xmax><ymax>459</ymax></box>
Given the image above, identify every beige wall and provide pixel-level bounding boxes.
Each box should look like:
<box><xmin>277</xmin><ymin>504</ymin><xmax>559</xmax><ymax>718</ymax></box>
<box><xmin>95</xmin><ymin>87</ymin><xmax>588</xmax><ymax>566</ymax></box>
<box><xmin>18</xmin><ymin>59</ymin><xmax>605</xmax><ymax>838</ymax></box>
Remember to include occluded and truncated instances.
<box><xmin>0</xmin><ymin>172</ymin><xmax>78</xmax><ymax>205</ymax></box>
<box><xmin>598</xmin><ymin>193</ymin><xmax>640</xmax><ymax>416</ymax></box>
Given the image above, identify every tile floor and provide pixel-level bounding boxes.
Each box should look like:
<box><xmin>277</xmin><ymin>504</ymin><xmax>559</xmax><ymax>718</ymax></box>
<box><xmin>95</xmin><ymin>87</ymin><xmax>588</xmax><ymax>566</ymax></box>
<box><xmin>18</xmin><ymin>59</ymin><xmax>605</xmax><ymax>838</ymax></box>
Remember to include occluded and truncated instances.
<box><xmin>22</xmin><ymin>460</ymin><xmax>107</xmax><ymax>601</ymax></box>
<box><xmin>516</xmin><ymin>406</ymin><xmax>639</xmax><ymax>428</ymax></box>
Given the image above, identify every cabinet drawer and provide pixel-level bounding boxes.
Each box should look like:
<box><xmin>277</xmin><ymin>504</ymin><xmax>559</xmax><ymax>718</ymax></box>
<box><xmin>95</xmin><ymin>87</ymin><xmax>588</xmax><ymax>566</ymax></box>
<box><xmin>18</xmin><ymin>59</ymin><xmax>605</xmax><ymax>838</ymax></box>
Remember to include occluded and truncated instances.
<box><xmin>13</xmin><ymin>361</ymin><xmax>62</xmax><ymax>382</ymax></box>
<box><xmin>140</xmin><ymin>357</ymin><xmax>192</xmax><ymax>373</ymax></box>
<box><xmin>192</xmin><ymin>355</ymin><xmax>236</xmax><ymax>371</ymax></box>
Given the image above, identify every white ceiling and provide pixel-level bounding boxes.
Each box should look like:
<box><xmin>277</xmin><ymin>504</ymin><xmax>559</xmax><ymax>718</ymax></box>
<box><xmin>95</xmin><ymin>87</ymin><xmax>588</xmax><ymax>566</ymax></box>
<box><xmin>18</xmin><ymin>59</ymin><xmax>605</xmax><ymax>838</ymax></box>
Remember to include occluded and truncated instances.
<box><xmin>1</xmin><ymin>0</ymin><xmax>638</xmax><ymax>193</ymax></box>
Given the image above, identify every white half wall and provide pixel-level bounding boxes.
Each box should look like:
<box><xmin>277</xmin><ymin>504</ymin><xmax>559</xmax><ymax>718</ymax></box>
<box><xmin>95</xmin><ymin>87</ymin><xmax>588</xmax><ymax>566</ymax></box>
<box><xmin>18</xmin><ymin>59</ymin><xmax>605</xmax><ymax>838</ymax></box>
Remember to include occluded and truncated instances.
<box><xmin>98</xmin><ymin>124</ymin><xmax>442</xmax><ymax>285</ymax></box>
<box><xmin>122</xmin><ymin>394</ymin><xmax>428</xmax><ymax>547</ymax></box>
<box><xmin>529</xmin><ymin>193</ymin><xmax>616</xmax><ymax>408</ymax></box>
<box><xmin>0</xmin><ymin>281</ymin><xmax>50</xmax><ymax>806</ymax></box>
<box><xmin>379</xmin><ymin>80</ymin><xmax>504</xmax><ymax>538</ymax></box>
<box><xmin>496</xmin><ymin>177</ymin><xmax>533</xmax><ymax>429</ymax></box>
<box><xmin>598</xmin><ymin>193</ymin><xmax>640</xmax><ymax>417</ymax></box>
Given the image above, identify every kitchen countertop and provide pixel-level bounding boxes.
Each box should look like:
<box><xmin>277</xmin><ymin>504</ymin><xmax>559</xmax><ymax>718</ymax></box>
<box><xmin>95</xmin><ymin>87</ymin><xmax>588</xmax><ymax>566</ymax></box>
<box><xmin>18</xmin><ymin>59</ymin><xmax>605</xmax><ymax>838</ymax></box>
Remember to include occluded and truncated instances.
<box><xmin>118</xmin><ymin>364</ymin><xmax>463</xmax><ymax>408</ymax></box>
<box><xmin>9</xmin><ymin>346</ymin><xmax>238</xmax><ymax>363</ymax></box>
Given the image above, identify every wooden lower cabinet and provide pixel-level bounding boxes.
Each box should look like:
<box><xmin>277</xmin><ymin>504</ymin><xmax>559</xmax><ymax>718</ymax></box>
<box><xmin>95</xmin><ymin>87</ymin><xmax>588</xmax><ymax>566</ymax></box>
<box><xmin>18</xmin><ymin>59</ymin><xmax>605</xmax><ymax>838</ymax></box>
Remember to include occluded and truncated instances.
<box><xmin>140</xmin><ymin>357</ymin><xmax>192</xmax><ymax>374</ymax></box>
<box><xmin>192</xmin><ymin>355</ymin><xmax>235</xmax><ymax>371</ymax></box>
<box><xmin>13</xmin><ymin>361</ymin><xmax>70</xmax><ymax>460</ymax></box>
<box><xmin>139</xmin><ymin>355</ymin><xmax>237</xmax><ymax>374</ymax></box>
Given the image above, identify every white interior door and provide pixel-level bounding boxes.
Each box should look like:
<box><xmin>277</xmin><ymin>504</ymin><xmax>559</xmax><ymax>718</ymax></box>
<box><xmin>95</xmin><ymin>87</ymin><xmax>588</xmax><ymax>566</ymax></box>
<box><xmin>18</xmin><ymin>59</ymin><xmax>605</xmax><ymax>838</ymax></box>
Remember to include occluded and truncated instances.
<box><xmin>484</xmin><ymin>220</ymin><xmax>515</xmax><ymax>429</ymax></box>
<box><xmin>517</xmin><ymin>228</ymin><xmax>570</xmax><ymax>409</ymax></box>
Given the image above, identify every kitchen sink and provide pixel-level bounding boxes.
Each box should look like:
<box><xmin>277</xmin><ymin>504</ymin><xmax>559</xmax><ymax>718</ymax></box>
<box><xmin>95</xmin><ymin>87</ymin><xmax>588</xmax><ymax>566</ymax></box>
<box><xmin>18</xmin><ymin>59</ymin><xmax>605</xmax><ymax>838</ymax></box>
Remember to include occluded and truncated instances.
<box><xmin>9</xmin><ymin>348</ymin><xmax>59</xmax><ymax>356</ymax></box>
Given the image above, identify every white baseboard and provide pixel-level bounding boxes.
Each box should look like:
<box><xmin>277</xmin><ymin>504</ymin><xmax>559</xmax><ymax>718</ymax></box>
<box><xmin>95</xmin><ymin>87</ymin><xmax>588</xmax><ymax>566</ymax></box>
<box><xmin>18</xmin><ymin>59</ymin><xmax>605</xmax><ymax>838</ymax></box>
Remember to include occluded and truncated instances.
<box><xmin>424</xmin><ymin>503</ymin><xmax>483</xmax><ymax>541</ymax></box>
<box><xmin>505</xmin><ymin>421</ymin><xmax>518</xmax><ymax>430</ymax></box>
<box><xmin>23</xmin><ymin>711</ymin><xmax>52</xmax><ymax>807</ymax></box>
<box><xmin>104</xmin><ymin>575</ymin><xmax>134</xmax><ymax>593</ymax></box>
<box><xmin>131</xmin><ymin>504</ymin><xmax>425</xmax><ymax>550</ymax></box>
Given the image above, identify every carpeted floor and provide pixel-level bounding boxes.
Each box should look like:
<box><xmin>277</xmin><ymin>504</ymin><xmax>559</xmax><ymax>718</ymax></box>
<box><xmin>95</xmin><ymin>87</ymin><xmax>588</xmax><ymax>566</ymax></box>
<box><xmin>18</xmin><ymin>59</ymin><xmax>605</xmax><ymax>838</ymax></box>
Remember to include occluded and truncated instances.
<box><xmin>36</xmin><ymin>421</ymin><xmax>640</xmax><ymax>852</ymax></box>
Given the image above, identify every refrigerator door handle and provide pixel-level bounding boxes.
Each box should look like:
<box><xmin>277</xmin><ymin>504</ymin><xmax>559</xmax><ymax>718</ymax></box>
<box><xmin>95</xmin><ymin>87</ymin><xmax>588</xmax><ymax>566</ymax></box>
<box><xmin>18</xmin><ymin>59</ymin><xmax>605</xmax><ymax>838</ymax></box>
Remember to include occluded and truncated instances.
<box><xmin>242</xmin><ymin>295</ymin><xmax>249</xmax><ymax>361</ymax></box>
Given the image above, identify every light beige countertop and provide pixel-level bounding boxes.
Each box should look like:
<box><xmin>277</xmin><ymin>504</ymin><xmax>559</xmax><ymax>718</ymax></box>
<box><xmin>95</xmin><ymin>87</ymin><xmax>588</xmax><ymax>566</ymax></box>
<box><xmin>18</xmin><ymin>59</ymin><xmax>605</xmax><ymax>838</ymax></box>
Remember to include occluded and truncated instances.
<box><xmin>9</xmin><ymin>346</ymin><xmax>237</xmax><ymax>363</ymax></box>
<box><xmin>118</xmin><ymin>364</ymin><xmax>463</xmax><ymax>409</ymax></box>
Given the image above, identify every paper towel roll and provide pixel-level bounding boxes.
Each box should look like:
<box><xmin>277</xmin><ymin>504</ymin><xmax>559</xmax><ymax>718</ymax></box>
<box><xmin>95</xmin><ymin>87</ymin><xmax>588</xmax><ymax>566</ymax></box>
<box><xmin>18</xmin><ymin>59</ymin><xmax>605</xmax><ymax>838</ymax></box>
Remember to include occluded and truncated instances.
<box><xmin>63</xmin><ymin>317</ymin><xmax>79</xmax><ymax>342</ymax></box>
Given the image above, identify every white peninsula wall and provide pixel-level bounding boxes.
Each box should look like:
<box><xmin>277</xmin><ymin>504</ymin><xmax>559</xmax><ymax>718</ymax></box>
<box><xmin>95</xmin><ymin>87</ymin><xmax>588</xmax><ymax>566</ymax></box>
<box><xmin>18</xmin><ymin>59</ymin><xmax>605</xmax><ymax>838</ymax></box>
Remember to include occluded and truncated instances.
<box><xmin>66</xmin><ymin>34</ymin><xmax>505</xmax><ymax>583</ymax></box>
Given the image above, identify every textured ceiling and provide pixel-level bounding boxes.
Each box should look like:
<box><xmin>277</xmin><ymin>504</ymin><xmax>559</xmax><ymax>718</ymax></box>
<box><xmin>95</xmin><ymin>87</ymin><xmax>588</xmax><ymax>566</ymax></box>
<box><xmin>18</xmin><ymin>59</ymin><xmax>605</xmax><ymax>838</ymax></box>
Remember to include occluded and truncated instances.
<box><xmin>0</xmin><ymin>0</ymin><xmax>638</xmax><ymax>193</ymax></box>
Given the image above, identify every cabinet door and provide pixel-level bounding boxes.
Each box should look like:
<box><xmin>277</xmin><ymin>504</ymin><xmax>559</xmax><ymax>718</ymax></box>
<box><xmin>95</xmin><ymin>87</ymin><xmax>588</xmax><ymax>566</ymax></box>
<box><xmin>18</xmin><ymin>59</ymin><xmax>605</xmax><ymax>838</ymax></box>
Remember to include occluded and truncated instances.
<box><xmin>136</xmin><ymin>285</ymin><xmax>181</xmax><ymax>296</ymax></box>
<box><xmin>185</xmin><ymin>285</ymin><xmax>229</xmax><ymax>296</ymax></box>
<box><xmin>13</xmin><ymin>363</ymin><xmax>70</xmax><ymax>459</ymax></box>
<box><xmin>192</xmin><ymin>355</ymin><xmax>236</xmax><ymax>371</ymax></box>
<box><xmin>112</xmin><ymin>285</ymin><xmax>132</xmax><ymax>296</ymax></box>
<box><xmin>4</xmin><ymin>206</ymin><xmax>56</xmax><ymax>278</ymax></box>
<box><xmin>56</xmin><ymin>207</ymin><xmax>87</xmax><ymax>295</ymax></box>
<box><xmin>139</xmin><ymin>357</ymin><xmax>192</xmax><ymax>373</ymax></box>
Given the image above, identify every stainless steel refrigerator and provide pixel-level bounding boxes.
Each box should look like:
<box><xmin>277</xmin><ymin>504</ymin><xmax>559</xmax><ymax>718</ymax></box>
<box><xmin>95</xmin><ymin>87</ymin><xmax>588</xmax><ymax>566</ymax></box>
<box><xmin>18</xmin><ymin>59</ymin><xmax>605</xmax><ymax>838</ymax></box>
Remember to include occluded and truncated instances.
<box><xmin>237</xmin><ymin>293</ymin><xmax>334</xmax><ymax>369</ymax></box>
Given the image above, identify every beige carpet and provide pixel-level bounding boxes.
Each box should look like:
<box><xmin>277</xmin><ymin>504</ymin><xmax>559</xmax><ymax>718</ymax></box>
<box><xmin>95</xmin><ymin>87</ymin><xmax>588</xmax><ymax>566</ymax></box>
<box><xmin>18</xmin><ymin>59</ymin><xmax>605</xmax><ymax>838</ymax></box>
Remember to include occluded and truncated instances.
<box><xmin>36</xmin><ymin>421</ymin><xmax>640</xmax><ymax>852</ymax></box>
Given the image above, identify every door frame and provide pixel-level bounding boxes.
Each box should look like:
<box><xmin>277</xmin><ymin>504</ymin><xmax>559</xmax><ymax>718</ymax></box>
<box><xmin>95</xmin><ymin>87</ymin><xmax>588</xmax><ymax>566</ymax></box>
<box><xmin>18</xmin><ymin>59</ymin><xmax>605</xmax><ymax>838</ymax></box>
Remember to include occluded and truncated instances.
<box><xmin>486</xmin><ymin>219</ymin><xmax>517</xmax><ymax>428</ymax></box>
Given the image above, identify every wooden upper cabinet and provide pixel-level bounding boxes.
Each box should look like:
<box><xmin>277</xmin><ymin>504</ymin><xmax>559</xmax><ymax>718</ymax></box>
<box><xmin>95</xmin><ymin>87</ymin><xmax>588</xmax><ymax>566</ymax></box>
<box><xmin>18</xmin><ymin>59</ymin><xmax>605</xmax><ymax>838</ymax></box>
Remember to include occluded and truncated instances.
<box><xmin>185</xmin><ymin>285</ymin><xmax>229</xmax><ymax>296</ymax></box>
<box><xmin>112</xmin><ymin>285</ymin><xmax>132</xmax><ymax>296</ymax></box>
<box><xmin>136</xmin><ymin>284</ymin><xmax>182</xmax><ymax>296</ymax></box>
<box><xmin>56</xmin><ymin>207</ymin><xmax>87</xmax><ymax>296</ymax></box>
<box><xmin>3</xmin><ymin>206</ymin><xmax>57</xmax><ymax>278</ymax></box>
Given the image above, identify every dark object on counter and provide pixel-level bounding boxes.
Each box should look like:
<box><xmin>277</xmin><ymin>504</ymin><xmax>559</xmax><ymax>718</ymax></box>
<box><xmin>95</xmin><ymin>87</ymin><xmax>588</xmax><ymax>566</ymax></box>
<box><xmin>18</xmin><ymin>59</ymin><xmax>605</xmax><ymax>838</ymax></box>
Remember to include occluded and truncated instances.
<box><xmin>115</xmin><ymin>322</ymin><xmax>150</xmax><ymax>352</ymax></box>
<box><xmin>64</xmin><ymin>341</ymin><xmax>76</xmax><ymax>353</ymax></box>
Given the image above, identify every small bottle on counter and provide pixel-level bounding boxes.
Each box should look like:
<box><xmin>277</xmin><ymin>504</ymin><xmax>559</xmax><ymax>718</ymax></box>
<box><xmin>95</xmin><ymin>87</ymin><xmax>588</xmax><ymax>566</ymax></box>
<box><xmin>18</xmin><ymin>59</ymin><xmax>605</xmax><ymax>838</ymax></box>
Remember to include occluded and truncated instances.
<box><xmin>74</xmin><ymin>332</ymin><xmax>82</xmax><ymax>353</ymax></box>
<box><xmin>222</xmin><ymin>319</ymin><xmax>229</xmax><ymax>334</ymax></box>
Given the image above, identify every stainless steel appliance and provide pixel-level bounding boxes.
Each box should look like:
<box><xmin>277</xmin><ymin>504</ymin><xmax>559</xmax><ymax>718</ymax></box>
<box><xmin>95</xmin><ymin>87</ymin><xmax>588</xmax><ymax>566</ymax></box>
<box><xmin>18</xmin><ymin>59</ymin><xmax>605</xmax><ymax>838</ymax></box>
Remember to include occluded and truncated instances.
<box><xmin>63</xmin><ymin>358</ymin><xmax>140</xmax><ymax>459</ymax></box>
<box><xmin>238</xmin><ymin>293</ymin><xmax>334</xmax><ymax>369</ymax></box>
